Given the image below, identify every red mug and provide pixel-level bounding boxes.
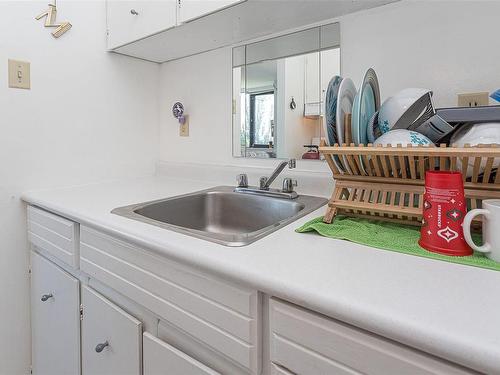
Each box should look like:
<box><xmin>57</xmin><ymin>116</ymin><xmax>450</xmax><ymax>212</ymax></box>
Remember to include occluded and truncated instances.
<box><xmin>419</xmin><ymin>171</ymin><xmax>472</xmax><ymax>256</ymax></box>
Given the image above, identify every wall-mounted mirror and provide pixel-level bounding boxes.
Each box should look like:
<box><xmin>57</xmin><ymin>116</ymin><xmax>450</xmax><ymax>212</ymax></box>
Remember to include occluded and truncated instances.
<box><xmin>232</xmin><ymin>23</ymin><xmax>340</xmax><ymax>160</ymax></box>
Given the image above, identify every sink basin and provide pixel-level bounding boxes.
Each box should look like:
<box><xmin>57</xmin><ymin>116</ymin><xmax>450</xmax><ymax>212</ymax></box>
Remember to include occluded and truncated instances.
<box><xmin>112</xmin><ymin>186</ymin><xmax>327</xmax><ymax>246</ymax></box>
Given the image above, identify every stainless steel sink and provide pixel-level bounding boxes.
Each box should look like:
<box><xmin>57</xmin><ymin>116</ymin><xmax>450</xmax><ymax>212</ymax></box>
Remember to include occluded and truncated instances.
<box><xmin>112</xmin><ymin>186</ymin><xmax>327</xmax><ymax>246</ymax></box>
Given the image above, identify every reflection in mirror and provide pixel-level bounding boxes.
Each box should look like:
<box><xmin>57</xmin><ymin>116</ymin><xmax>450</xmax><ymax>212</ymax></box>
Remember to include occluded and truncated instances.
<box><xmin>233</xmin><ymin>23</ymin><xmax>340</xmax><ymax>160</ymax></box>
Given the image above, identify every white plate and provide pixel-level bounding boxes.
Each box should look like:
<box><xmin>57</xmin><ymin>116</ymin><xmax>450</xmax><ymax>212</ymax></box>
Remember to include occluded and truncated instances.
<box><xmin>336</xmin><ymin>78</ymin><xmax>357</xmax><ymax>172</ymax></box>
<box><xmin>336</xmin><ymin>78</ymin><xmax>357</xmax><ymax>145</ymax></box>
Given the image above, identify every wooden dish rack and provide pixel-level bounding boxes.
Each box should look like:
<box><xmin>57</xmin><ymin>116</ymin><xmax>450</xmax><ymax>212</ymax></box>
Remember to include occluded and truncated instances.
<box><xmin>320</xmin><ymin>141</ymin><xmax>500</xmax><ymax>226</ymax></box>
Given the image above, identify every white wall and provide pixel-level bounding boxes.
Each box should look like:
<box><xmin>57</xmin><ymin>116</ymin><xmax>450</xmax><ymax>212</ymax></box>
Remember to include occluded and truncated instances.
<box><xmin>341</xmin><ymin>0</ymin><xmax>500</xmax><ymax>107</ymax></box>
<box><xmin>159</xmin><ymin>0</ymin><xmax>500</xmax><ymax>170</ymax></box>
<box><xmin>0</xmin><ymin>1</ymin><xmax>159</xmax><ymax>373</ymax></box>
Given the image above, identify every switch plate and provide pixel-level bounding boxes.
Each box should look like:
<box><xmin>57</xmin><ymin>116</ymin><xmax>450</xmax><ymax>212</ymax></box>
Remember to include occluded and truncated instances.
<box><xmin>179</xmin><ymin>116</ymin><xmax>189</xmax><ymax>137</ymax></box>
<box><xmin>457</xmin><ymin>92</ymin><xmax>489</xmax><ymax>107</ymax></box>
<box><xmin>8</xmin><ymin>59</ymin><xmax>30</xmax><ymax>89</ymax></box>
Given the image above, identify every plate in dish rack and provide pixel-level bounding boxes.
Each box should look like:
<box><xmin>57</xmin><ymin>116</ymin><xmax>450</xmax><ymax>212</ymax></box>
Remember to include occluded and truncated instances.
<box><xmin>324</xmin><ymin>75</ymin><xmax>344</xmax><ymax>171</ymax></box>
<box><xmin>324</xmin><ymin>75</ymin><xmax>342</xmax><ymax>145</ymax></box>
<box><xmin>336</xmin><ymin>77</ymin><xmax>357</xmax><ymax>172</ymax></box>
<box><xmin>352</xmin><ymin>68</ymin><xmax>380</xmax><ymax>146</ymax></box>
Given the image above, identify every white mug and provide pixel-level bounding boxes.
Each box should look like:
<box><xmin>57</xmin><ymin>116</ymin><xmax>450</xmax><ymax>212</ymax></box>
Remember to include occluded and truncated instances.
<box><xmin>463</xmin><ymin>199</ymin><xmax>500</xmax><ymax>262</ymax></box>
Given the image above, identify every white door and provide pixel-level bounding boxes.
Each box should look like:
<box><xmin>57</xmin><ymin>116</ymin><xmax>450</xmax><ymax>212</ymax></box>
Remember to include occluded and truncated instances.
<box><xmin>178</xmin><ymin>0</ymin><xmax>241</xmax><ymax>23</ymax></box>
<box><xmin>31</xmin><ymin>252</ymin><xmax>80</xmax><ymax>375</ymax></box>
<box><xmin>81</xmin><ymin>285</ymin><xmax>142</xmax><ymax>375</ymax></box>
<box><xmin>107</xmin><ymin>0</ymin><xmax>177</xmax><ymax>49</ymax></box>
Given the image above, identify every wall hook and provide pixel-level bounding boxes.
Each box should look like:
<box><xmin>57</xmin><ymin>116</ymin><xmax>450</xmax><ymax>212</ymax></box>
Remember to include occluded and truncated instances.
<box><xmin>290</xmin><ymin>97</ymin><xmax>297</xmax><ymax>110</ymax></box>
<box><xmin>172</xmin><ymin>102</ymin><xmax>186</xmax><ymax>124</ymax></box>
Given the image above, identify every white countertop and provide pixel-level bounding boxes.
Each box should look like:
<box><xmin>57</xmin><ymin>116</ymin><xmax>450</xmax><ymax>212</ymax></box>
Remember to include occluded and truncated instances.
<box><xmin>23</xmin><ymin>174</ymin><xmax>500</xmax><ymax>373</ymax></box>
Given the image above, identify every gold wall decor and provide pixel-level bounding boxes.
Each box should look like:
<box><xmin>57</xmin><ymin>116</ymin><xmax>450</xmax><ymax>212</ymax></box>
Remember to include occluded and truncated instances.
<box><xmin>35</xmin><ymin>2</ymin><xmax>72</xmax><ymax>38</ymax></box>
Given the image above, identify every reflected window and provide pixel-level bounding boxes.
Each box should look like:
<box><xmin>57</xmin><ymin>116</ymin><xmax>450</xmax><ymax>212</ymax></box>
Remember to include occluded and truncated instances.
<box><xmin>250</xmin><ymin>91</ymin><xmax>274</xmax><ymax>148</ymax></box>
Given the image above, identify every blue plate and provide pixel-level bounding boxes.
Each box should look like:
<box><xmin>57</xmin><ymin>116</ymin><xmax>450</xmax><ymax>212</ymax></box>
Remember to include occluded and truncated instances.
<box><xmin>352</xmin><ymin>84</ymin><xmax>376</xmax><ymax>145</ymax></box>
<box><xmin>324</xmin><ymin>76</ymin><xmax>342</xmax><ymax>145</ymax></box>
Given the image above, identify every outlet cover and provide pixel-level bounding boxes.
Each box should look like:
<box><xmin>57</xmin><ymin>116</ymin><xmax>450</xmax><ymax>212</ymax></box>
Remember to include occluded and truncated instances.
<box><xmin>180</xmin><ymin>116</ymin><xmax>189</xmax><ymax>137</ymax></box>
<box><xmin>8</xmin><ymin>59</ymin><xmax>30</xmax><ymax>89</ymax></box>
<box><xmin>457</xmin><ymin>92</ymin><xmax>489</xmax><ymax>107</ymax></box>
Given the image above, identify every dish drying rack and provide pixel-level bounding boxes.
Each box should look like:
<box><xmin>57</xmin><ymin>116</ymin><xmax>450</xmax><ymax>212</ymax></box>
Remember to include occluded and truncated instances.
<box><xmin>320</xmin><ymin>141</ymin><xmax>500</xmax><ymax>226</ymax></box>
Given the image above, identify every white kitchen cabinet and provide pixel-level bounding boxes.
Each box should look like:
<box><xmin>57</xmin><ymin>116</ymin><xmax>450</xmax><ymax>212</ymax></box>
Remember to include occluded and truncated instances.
<box><xmin>178</xmin><ymin>0</ymin><xmax>241</xmax><ymax>23</ymax></box>
<box><xmin>106</xmin><ymin>0</ymin><xmax>177</xmax><ymax>49</ymax></box>
<box><xmin>269</xmin><ymin>298</ymin><xmax>475</xmax><ymax>375</ymax></box>
<box><xmin>304</xmin><ymin>53</ymin><xmax>320</xmax><ymax>106</ymax></box>
<box><xmin>80</xmin><ymin>226</ymin><xmax>260</xmax><ymax>373</ymax></box>
<box><xmin>143</xmin><ymin>332</ymin><xmax>220</xmax><ymax>375</ymax></box>
<box><xmin>81</xmin><ymin>285</ymin><xmax>142</xmax><ymax>375</ymax></box>
<box><xmin>113</xmin><ymin>1</ymin><xmax>396</xmax><ymax>63</ymax></box>
<box><xmin>31</xmin><ymin>251</ymin><xmax>80</xmax><ymax>375</ymax></box>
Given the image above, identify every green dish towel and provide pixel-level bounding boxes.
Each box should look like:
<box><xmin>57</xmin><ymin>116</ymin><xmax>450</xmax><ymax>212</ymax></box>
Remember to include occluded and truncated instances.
<box><xmin>296</xmin><ymin>216</ymin><xmax>500</xmax><ymax>272</ymax></box>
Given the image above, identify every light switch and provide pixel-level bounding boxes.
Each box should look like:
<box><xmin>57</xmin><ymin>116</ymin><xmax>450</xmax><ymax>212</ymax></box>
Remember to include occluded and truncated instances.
<box><xmin>8</xmin><ymin>59</ymin><xmax>30</xmax><ymax>89</ymax></box>
<box><xmin>180</xmin><ymin>116</ymin><xmax>189</xmax><ymax>137</ymax></box>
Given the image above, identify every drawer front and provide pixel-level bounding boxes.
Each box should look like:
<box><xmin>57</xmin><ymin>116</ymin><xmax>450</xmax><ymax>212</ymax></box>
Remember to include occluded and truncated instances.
<box><xmin>80</xmin><ymin>226</ymin><xmax>259</xmax><ymax>373</ymax></box>
<box><xmin>31</xmin><ymin>252</ymin><xmax>80</xmax><ymax>375</ymax></box>
<box><xmin>270</xmin><ymin>298</ymin><xmax>474</xmax><ymax>375</ymax></box>
<box><xmin>28</xmin><ymin>205</ymin><xmax>79</xmax><ymax>268</ymax></box>
<box><xmin>81</xmin><ymin>285</ymin><xmax>142</xmax><ymax>375</ymax></box>
<box><xmin>144</xmin><ymin>332</ymin><xmax>220</xmax><ymax>375</ymax></box>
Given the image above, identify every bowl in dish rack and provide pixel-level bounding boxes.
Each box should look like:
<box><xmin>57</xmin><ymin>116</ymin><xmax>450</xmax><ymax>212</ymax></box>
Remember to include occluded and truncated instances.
<box><xmin>450</xmin><ymin>122</ymin><xmax>500</xmax><ymax>177</ymax></box>
<box><xmin>374</xmin><ymin>129</ymin><xmax>433</xmax><ymax>147</ymax></box>
<box><xmin>378</xmin><ymin>88</ymin><xmax>431</xmax><ymax>134</ymax></box>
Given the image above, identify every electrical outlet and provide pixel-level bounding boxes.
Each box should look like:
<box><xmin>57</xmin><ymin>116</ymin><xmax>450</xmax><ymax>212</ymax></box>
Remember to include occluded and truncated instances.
<box><xmin>457</xmin><ymin>92</ymin><xmax>489</xmax><ymax>107</ymax></box>
<box><xmin>179</xmin><ymin>116</ymin><xmax>189</xmax><ymax>137</ymax></box>
<box><xmin>8</xmin><ymin>59</ymin><xmax>30</xmax><ymax>89</ymax></box>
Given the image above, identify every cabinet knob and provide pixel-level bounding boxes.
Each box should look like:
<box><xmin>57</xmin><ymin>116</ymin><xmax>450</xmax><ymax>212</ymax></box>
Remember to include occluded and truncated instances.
<box><xmin>95</xmin><ymin>341</ymin><xmax>109</xmax><ymax>353</ymax></box>
<box><xmin>130</xmin><ymin>9</ymin><xmax>139</xmax><ymax>15</ymax></box>
<box><xmin>40</xmin><ymin>294</ymin><xmax>53</xmax><ymax>302</ymax></box>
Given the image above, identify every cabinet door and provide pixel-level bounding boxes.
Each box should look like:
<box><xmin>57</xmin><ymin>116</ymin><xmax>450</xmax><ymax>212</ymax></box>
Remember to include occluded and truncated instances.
<box><xmin>31</xmin><ymin>252</ymin><xmax>80</xmax><ymax>375</ymax></box>
<box><xmin>178</xmin><ymin>0</ymin><xmax>241</xmax><ymax>23</ymax></box>
<box><xmin>143</xmin><ymin>332</ymin><xmax>220</xmax><ymax>375</ymax></box>
<box><xmin>107</xmin><ymin>0</ymin><xmax>177</xmax><ymax>49</ymax></box>
<box><xmin>81</xmin><ymin>285</ymin><xmax>142</xmax><ymax>375</ymax></box>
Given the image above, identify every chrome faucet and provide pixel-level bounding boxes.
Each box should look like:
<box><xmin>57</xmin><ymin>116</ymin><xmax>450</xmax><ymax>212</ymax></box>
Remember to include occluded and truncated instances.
<box><xmin>259</xmin><ymin>159</ymin><xmax>295</xmax><ymax>190</ymax></box>
<box><xmin>235</xmin><ymin>159</ymin><xmax>298</xmax><ymax>199</ymax></box>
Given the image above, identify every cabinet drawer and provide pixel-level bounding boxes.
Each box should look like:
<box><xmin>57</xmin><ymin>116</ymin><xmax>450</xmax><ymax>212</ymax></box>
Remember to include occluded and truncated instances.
<box><xmin>31</xmin><ymin>252</ymin><xmax>80</xmax><ymax>375</ymax></box>
<box><xmin>270</xmin><ymin>298</ymin><xmax>474</xmax><ymax>375</ymax></box>
<box><xmin>106</xmin><ymin>0</ymin><xmax>177</xmax><ymax>49</ymax></box>
<box><xmin>81</xmin><ymin>285</ymin><xmax>142</xmax><ymax>375</ymax></box>
<box><xmin>144</xmin><ymin>332</ymin><xmax>219</xmax><ymax>375</ymax></box>
<box><xmin>28</xmin><ymin>206</ymin><xmax>79</xmax><ymax>268</ymax></box>
<box><xmin>80</xmin><ymin>226</ymin><xmax>260</xmax><ymax>373</ymax></box>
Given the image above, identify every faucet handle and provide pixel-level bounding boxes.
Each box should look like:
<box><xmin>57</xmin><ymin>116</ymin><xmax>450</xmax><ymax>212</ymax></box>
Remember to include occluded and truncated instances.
<box><xmin>236</xmin><ymin>174</ymin><xmax>248</xmax><ymax>188</ymax></box>
<box><xmin>282</xmin><ymin>178</ymin><xmax>297</xmax><ymax>193</ymax></box>
<box><xmin>288</xmin><ymin>159</ymin><xmax>296</xmax><ymax>169</ymax></box>
<box><xmin>259</xmin><ymin>176</ymin><xmax>269</xmax><ymax>190</ymax></box>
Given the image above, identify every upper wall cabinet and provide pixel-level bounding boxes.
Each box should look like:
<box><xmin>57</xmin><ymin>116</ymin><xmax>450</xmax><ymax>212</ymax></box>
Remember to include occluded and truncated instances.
<box><xmin>106</xmin><ymin>0</ymin><xmax>177</xmax><ymax>50</ymax></box>
<box><xmin>109</xmin><ymin>0</ymin><xmax>398</xmax><ymax>63</ymax></box>
<box><xmin>178</xmin><ymin>0</ymin><xmax>243</xmax><ymax>24</ymax></box>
